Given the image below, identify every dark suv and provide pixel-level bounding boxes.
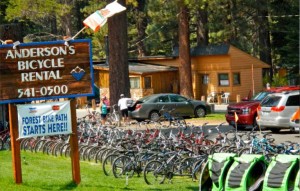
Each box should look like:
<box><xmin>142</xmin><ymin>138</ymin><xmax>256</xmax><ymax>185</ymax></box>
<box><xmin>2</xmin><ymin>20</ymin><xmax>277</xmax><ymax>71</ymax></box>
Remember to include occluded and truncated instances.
<box><xmin>225</xmin><ymin>86</ymin><xmax>300</xmax><ymax>128</ymax></box>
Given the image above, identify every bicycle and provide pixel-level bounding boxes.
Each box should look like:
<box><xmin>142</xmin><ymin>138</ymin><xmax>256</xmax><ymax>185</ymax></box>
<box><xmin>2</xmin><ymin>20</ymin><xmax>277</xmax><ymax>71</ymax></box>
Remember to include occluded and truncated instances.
<box><xmin>106</xmin><ymin>104</ymin><xmax>121</xmax><ymax>126</ymax></box>
<box><xmin>143</xmin><ymin>150</ymin><xmax>195</xmax><ymax>185</ymax></box>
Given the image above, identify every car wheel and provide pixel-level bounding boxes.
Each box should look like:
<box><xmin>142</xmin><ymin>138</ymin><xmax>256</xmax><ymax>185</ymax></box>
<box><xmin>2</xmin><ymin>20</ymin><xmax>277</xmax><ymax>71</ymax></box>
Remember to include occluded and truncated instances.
<box><xmin>195</xmin><ymin>107</ymin><xmax>205</xmax><ymax>117</ymax></box>
<box><xmin>270</xmin><ymin>128</ymin><xmax>281</xmax><ymax>133</ymax></box>
<box><xmin>149</xmin><ymin>111</ymin><xmax>160</xmax><ymax>122</ymax></box>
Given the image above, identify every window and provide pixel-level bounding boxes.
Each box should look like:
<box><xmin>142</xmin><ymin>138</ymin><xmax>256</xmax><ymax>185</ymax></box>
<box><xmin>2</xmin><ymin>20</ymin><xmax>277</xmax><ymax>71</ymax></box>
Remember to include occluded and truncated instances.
<box><xmin>233</xmin><ymin>73</ymin><xmax>241</xmax><ymax>85</ymax></box>
<box><xmin>286</xmin><ymin>95</ymin><xmax>300</xmax><ymax>106</ymax></box>
<box><xmin>169</xmin><ymin>95</ymin><xmax>188</xmax><ymax>102</ymax></box>
<box><xmin>218</xmin><ymin>73</ymin><xmax>229</xmax><ymax>86</ymax></box>
<box><xmin>130</xmin><ymin>77</ymin><xmax>140</xmax><ymax>88</ymax></box>
<box><xmin>202</xmin><ymin>74</ymin><xmax>209</xmax><ymax>85</ymax></box>
<box><xmin>156</xmin><ymin>95</ymin><xmax>169</xmax><ymax>103</ymax></box>
<box><xmin>144</xmin><ymin>76</ymin><xmax>152</xmax><ymax>89</ymax></box>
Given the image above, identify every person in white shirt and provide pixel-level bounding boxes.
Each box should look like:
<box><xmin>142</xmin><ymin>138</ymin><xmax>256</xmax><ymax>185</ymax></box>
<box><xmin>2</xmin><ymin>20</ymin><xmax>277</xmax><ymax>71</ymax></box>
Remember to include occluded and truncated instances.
<box><xmin>118</xmin><ymin>94</ymin><xmax>129</xmax><ymax>123</ymax></box>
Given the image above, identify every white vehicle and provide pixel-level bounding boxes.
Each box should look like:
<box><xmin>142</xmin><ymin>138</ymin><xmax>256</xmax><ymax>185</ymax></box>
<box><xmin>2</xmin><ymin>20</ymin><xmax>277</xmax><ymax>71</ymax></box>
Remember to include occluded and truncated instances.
<box><xmin>257</xmin><ymin>90</ymin><xmax>300</xmax><ymax>133</ymax></box>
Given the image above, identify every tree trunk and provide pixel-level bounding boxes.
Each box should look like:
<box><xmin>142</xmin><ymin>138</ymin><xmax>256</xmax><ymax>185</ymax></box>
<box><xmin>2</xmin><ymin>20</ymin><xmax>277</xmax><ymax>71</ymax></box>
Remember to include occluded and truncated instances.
<box><xmin>257</xmin><ymin>3</ymin><xmax>273</xmax><ymax>80</ymax></box>
<box><xmin>178</xmin><ymin>1</ymin><xmax>193</xmax><ymax>98</ymax></box>
<box><xmin>108</xmin><ymin>0</ymin><xmax>130</xmax><ymax>106</ymax></box>
<box><xmin>196</xmin><ymin>2</ymin><xmax>208</xmax><ymax>46</ymax></box>
<box><xmin>136</xmin><ymin>0</ymin><xmax>148</xmax><ymax>57</ymax></box>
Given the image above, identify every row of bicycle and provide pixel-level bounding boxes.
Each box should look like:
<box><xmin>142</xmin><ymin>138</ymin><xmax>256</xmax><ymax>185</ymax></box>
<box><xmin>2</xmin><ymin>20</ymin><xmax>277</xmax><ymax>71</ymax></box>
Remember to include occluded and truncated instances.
<box><xmin>16</xmin><ymin>121</ymin><xmax>300</xmax><ymax>186</ymax></box>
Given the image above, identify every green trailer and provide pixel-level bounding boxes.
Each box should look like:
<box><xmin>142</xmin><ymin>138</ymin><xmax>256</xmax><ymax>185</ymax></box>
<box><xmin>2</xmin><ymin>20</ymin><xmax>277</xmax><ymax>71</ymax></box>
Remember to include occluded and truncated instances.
<box><xmin>224</xmin><ymin>154</ymin><xmax>267</xmax><ymax>191</ymax></box>
<box><xmin>262</xmin><ymin>154</ymin><xmax>300</xmax><ymax>191</ymax></box>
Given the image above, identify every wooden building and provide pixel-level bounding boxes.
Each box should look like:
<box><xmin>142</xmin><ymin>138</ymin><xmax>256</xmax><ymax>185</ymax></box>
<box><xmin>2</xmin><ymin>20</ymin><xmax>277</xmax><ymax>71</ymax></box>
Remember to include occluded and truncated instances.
<box><xmin>138</xmin><ymin>44</ymin><xmax>270</xmax><ymax>102</ymax></box>
<box><xmin>91</xmin><ymin>44</ymin><xmax>270</xmax><ymax>103</ymax></box>
<box><xmin>93</xmin><ymin>62</ymin><xmax>178</xmax><ymax>100</ymax></box>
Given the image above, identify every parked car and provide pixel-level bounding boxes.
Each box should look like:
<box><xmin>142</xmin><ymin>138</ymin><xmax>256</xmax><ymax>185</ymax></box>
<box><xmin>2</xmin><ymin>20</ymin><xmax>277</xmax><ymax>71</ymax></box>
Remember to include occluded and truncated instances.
<box><xmin>289</xmin><ymin>108</ymin><xmax>300</xmax><ymax>133</ymax></box>
<box><xmin>129</xmin><ymin>93</ymin><xmax>211</xmax><ymax>121</ymax></box>
<box><xmin>225</xmin><ymin>86</ymin><xmax>300</xmax><ymax>128</ymax></box>
<box><xmin>257</xmin><ymin>90</ymin><xmax>300</xmax><ymax>133</ymax></box>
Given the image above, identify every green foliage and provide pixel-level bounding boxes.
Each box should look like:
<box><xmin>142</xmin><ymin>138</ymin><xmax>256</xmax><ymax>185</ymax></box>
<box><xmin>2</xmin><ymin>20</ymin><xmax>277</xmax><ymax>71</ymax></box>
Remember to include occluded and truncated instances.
<box><xmin>263</xmin><ymin>73</ymin><xmax>288</xmax><ymax>87</ymax></box>
<box><xmin>271</xmin><ymin>73</ymin><xmax>288</xmax><ymax>87</ymax></box>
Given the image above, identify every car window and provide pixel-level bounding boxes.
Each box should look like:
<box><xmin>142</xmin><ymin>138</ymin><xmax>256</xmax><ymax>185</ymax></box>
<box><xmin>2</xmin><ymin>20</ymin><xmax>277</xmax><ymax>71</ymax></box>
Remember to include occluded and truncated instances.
<box><xmin>286</xmin><ymin>95</ymin><xmax>300</xmax><ymax>106</ymax></box>
<box><xmin>252</xmin><ymin>91</ymin><xmax>270</xmax><ymax>101</ymax></box>
<box><xmin>156</xmin><ymin>95</ymin><xmax>169</xmax><ymax>103</ymax></box>
<box><xmin>138</xmin><ymin>95</ymin><xmax>152</xmax><ymax>102</ymax></box>
<box><xmin>169</xmin><ymin>95</ymin><xmax>187</xmax><ymax>102</ymax></box>
<box><xmin>260</xmin><ymin>95</ymin><xmax>282</xmax><ymax>107</ymax></box>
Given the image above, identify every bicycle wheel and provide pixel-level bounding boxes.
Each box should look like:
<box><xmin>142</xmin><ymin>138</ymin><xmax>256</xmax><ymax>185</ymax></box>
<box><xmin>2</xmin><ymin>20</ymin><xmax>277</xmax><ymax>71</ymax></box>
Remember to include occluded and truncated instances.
<box><xmin>52</xmin><ymin>142</ymin><xmax>64</xmax><ymax>156</ymax></box>
<box><xmin>112</xmin><ymin>155</ymin><xmax>134</xmax><ymax>178</ymax></box>
<box><xmin>34</xmin><ymin>139</ymin><xmax>46</xmax><ymax>153</ymax></box>
<box><xmin>0</xmin><ymin>139</ymin><xmax>3</xmax><ymax>150</ymax></box>
<box><xmin>209</xmin><ymin>144</ymin><xmax>222</xmax><ymax>154</ymax></box>
<box><xmin>192</xmin><ymin>158</ymin><xmax>207</xmax><ymax>181</ymax></box>
<box><xmin>178</xmin><ymin>157</ymin><xmax>196</xmax><ymax>176</ymax></box>
<box><xmin>143</xmin><ymin>160</ymin><xmax>166</xmax><ymax>185</ymax></box>
<box><xmin>59</xmin><ymin>143</ymin><xmax>70</xmax><ymax>157</ymax></box>
<box><xmin>238</xmin><ymin>147</ymin><xmax>251</xmax><ymax>156</ymax></box>
<box><xmin>218</xmin><ymin>145</ymin><xmax>230</xmax><ymax>153</ymax></box>
<box><xmin>87</xmin><ymin>146</ymin><xmax>101</xmax><ymax>161</ymax></box>
<box><xmin>102</xmin><ymin>153</ymin><xmax>119</xmax><ymax>176</ymax></box>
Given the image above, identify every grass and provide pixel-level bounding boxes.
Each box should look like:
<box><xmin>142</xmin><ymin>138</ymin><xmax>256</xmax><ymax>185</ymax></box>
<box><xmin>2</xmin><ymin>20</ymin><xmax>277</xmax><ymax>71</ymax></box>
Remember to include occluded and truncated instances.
<box><xmin>0</xmin><ymin>150</ymin><xmax>199</xmax><ymax>191</ymax></box>
<box><xmin>185</xmin><ymin>112</ymin><xmax>226</xmax><ymax>124</ymax></box>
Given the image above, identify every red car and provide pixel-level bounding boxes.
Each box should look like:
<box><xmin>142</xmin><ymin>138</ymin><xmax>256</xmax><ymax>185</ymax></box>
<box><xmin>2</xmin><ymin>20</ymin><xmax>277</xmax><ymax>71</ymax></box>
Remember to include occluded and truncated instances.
<box><xmin>225</xmin><ymin>86</ymin><xmax>300</xmax><ymax>128</ymax></box>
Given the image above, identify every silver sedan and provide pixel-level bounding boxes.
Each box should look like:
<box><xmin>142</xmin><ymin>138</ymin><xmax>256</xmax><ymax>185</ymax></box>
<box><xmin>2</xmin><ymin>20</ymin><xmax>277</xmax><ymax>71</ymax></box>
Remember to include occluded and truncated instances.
<box><xmin>129</xmin><ymin>93</ymin><xmax>211</xmax><ymax>121</ymax></box>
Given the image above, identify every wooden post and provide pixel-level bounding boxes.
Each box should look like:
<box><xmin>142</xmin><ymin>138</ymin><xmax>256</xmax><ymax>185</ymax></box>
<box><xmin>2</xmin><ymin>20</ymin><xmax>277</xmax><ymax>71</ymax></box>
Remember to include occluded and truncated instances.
<box><xmin>217</xmin><ymin>95</ymin><xmax>222</xmax><ymax>104</ymax></box>
<box><xmin>69</xmin><ymin>99</ymin><xmax>81</xmax><ymax>184</ymax></box>
<box><xmin>9</xmin><ymin>103</ymin><xmax>22</xmax><ymax>184</ymax></box>
<box><xmin>236</xmin><ymin>95</ymin><xmax>241</xmax><ymax>103</ymax></box>
<box><xmin>201</xmin><ymin>95</ymin><xmax>205</xmax><ymax>102</ymax></box>
<box><xmin>92</xmin><ymin>99</ymin><xmax>96</xmax><ymax>110</ymax></box>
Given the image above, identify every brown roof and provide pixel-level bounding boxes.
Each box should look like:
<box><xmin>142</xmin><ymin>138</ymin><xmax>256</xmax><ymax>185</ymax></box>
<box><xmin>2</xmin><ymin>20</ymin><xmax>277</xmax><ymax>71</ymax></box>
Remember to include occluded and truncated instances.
<box><xmin>93</xmin><ymin>62</ymin><xmax>178</xmax><ymax>74</ymax></box>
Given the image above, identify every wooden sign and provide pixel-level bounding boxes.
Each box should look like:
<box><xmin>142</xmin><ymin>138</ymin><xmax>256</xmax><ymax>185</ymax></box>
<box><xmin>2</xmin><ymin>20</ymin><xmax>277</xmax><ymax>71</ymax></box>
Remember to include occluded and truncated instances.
<box><xmin>0</xmin><ymin>39</ymin><xmax>94</xmax><ymax>104</ymax></box>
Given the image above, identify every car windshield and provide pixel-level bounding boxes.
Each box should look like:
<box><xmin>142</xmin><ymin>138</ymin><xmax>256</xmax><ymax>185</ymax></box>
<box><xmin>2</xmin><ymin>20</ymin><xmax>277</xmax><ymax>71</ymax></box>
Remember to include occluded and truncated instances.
<box><xmin>260</xmin><ymin>95</ymin><xmax>282</xmax><ymax>107</ymax></box>
<box><xmin>252</xmin><ymin>91</ymin><xmax>271</xmax><ymax>101</ymax></box>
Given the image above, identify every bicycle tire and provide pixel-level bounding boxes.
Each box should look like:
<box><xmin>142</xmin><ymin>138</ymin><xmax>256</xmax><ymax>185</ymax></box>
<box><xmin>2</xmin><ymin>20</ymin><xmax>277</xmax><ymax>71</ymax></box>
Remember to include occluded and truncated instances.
<box><xmin>95</xmin><ymin>147</ymin><xmax>107</xmax><ymax>163</ymax></box>
<box><xmin>82</xmin><ymin>146</ymin><xmax>94</xmax><ymax>161</ymax></box>
<box><xmin>0</xmin><ymin>139</ymin><xmax>3</xmax><ymax>150</ymax></box>
<box><xmin>87</xmin><ymin>146</ymin><xmax>101</xmax><ymax>161</ymax></box>
<box><xmin>102</xmin><ymin>153</ymin><xmax>119</xmax><ymax>176</ymax></box>
<box><xmin>79</xmin><ymin>145</ymin><xmax>89</xmax><ymax>160</ymax></box>
<box><xmin>46</xmin><ymin>141</ymin><xmax>57</xmax><ymax>155</ymax></box>
<box><xmin>112</xmin><ymin>155</ymin><xmax>134</xmax><ymax>178</ymax></box>
<box><xmin>143</xmin><ymin>160</ymin><xmax>166</xmax><ymax>185</ymax></box>
<box><xmin>209</xmin><ymin>144</ymin><xmax>222</xmax><ymax>154</ymax></box>
<box><xmin>52</xmin><ymin>142</ymin><xmax>64</xmax><ymax>156</ymax></box>
<box><xmin>192</xmin><ymin>158</ymin><xmax>207</xmax><ymax>181</ymax></box>
<box><xmin>59</xmin><ymin>143</ymin><xmax>70</xmax><ymax>157</ymax></box>
<box><xmin>42</xmin><ymin>140</ymin><xmax>54</xmax><ymax>154</ymax></box>
<box><xmin>238</xmin><ymin>147</ymin><xmax>251</xmax><ymax>156</ymax></box>
<box><xmin>218</xmin><ymin>145</ymin><xmax>230</xmax><ymax>153</ymax></box>
<box><xmin>34</xmin><ymin>139</ymin><xmax>47</xmax><ymax>153</ymax></box>
<box><xmin>178</xmin><ymin>157</ymin><xmax>196</xmax><ymax>176</ymax></box>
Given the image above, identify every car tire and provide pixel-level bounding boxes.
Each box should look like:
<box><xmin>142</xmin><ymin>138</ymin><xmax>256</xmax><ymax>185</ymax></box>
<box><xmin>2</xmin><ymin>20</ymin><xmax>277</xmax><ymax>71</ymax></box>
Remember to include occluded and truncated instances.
<box><xmin>270</xmin><ymin>128</ymin><xmax>281</xmax><ymax>133</ymax></box>
<box><xmin>149</xmin><ymin>111</ymin><xmax>160</xmax><ymax>122</ymax></box>
<box><xmin>195</xmin><ymin>106</ymin><xmax>205</xmax><ymax>117</ymax></box>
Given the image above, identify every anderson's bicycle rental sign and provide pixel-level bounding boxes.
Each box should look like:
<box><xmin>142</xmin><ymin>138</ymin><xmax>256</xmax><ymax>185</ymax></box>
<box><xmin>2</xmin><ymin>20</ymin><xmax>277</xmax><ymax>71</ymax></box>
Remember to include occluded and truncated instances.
<box><xmin>0</xmin><ymin>39</ymin><xmax>94</xmax><ymax>104</ymax></box>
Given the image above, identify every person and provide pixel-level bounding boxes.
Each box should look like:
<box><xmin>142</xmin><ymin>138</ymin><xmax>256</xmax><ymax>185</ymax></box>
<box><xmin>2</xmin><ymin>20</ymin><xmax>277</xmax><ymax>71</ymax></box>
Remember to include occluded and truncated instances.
<box><xmin>99</xmin><ymin>96</ymin><xmax>108</xmax><ymax>125</ymax></box>
<box><xmin>118</xmin><ymin>94</ymin><xmax>129</xmax><ymax>124</ymax></box>
<box><xmin>102</xmin><ymin>95</ymin><xmax>110</xmax><ymax>113</ymax></box>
